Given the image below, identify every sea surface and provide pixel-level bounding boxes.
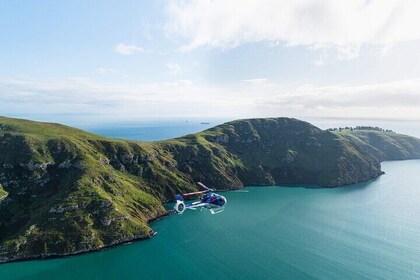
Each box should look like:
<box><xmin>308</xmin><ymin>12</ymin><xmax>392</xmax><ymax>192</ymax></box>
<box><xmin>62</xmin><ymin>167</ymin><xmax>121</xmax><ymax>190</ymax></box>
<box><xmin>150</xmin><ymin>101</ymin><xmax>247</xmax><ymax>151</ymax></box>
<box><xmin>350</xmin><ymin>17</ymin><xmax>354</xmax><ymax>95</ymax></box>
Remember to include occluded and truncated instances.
<box><xmin>84</xmin><ymin>119</ymin><xmax>223</xmax><ymax>141</ymax></box>
<box><xmin>0</xmin><ymin>160</ymin><xmax>419</xmax><ymax>279</ymax></box>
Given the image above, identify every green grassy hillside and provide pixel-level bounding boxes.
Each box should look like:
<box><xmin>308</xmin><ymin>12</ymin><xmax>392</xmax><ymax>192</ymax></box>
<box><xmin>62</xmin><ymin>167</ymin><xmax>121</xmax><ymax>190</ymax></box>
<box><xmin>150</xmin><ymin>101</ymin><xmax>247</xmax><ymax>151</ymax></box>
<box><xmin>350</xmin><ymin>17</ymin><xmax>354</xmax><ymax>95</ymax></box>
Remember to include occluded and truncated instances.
<box><xmin>0</xmin><ymin>116</ymin><xmax>419</xmax><ymax>263</ymax></box>
<box><xmin>335</xmin><ymin>130</ymin><xmax>420</xmax><ymax>161</ymax></box>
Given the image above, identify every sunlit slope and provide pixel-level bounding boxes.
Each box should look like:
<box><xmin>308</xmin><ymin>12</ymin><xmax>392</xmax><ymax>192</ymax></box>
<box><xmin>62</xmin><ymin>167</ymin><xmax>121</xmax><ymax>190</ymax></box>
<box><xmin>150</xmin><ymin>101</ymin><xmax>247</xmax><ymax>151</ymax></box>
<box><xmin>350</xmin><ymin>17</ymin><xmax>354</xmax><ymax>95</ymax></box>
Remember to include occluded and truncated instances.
<box><xmin>336</xmin><ymin>129</ymin><xmax>420</xmax><ymax>161</ymax></box>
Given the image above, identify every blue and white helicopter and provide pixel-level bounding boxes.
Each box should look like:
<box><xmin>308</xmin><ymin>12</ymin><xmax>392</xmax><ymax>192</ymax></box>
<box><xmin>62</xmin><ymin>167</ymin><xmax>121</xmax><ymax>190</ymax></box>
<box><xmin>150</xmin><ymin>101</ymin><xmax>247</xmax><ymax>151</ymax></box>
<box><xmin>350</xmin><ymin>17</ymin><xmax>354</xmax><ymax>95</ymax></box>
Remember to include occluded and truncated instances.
<box><xmin>174</xmin><ymin>182</ymin><xmax>227</xmax><ymax>215</ymax></box>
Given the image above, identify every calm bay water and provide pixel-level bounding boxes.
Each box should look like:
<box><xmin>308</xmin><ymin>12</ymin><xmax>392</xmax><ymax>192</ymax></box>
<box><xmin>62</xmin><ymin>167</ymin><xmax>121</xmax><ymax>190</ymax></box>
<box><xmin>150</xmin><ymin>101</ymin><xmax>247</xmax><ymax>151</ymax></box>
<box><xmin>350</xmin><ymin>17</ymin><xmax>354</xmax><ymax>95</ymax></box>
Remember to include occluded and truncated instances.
<box><xmin>0</xmin><ymin>160</ymin><xmax>419</xmax><ymax>279</ymax></box>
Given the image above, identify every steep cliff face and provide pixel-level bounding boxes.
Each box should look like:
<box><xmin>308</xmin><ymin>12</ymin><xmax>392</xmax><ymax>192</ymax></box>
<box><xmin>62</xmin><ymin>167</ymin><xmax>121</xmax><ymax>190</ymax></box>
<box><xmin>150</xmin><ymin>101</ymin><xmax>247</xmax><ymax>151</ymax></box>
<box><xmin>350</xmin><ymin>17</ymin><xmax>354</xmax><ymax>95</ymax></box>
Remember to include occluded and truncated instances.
<box><xmin>0</xmin><ymin>116</ymin><xmax>419</xmax><ymax>263</ymax></box>
<box><xmin>0</xmin><ymin>119</ymin><xmax>166</xmax><ymax>263</ymax></box>
<box><xmin>199</xmin><ymin>118</ymin><xmax>383</xmax><ymax>187</ymax></box>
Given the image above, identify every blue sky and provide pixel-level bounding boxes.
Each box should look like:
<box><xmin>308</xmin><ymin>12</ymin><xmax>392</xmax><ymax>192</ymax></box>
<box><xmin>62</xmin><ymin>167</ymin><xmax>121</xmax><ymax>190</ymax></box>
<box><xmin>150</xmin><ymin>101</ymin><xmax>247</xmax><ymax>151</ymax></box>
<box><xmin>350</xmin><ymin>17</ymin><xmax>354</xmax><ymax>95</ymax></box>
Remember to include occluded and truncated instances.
<box><xmin>1</xmin><ymin>0</ymin><xmax>420</xmax><ymax>125</ymax></box>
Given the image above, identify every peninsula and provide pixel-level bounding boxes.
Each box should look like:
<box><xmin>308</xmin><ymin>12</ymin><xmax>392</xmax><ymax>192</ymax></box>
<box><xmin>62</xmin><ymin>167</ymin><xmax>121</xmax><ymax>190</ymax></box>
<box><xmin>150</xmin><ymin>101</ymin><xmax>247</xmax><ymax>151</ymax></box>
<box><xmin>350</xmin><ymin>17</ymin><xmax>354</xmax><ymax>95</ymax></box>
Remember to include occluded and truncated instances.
<box><xmin>0</xmin><ymin>116</ymin><xmax>419</xmax><ymax>263</ymax></box>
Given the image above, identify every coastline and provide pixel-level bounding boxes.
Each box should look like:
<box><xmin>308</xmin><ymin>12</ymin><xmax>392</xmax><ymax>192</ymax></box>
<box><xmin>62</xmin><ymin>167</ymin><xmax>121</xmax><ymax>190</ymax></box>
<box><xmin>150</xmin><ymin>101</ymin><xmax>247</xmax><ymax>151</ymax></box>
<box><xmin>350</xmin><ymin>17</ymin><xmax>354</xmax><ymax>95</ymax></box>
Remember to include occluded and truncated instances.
<box><xmin>0</xmin><ymin>168</ymin><xmax>389</xmax><ymax>265</ymax></box>
<box><xmin>0</xmin><ymin>159</ymin><xmax>418</xmax><ymax>265</ymax></box>
<box><xmin>0</xmin><ymin>211</ymin><xmax>172</xmax><ymax>265</ymax></box>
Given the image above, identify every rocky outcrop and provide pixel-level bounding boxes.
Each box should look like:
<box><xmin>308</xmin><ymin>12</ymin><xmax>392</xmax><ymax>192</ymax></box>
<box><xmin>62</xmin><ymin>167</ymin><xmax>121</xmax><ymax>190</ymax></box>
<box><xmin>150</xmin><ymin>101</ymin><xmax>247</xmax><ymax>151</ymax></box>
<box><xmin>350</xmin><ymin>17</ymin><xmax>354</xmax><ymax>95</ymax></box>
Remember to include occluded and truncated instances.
<box><xmin>19</xmin><ymin>162</ymin><xmax>53</xmax><ymax>171</ymax></box>
<box><xmin>49</xmin><ymin>205</ymin><xmax>79</xmax><ymax>213</ymax></box>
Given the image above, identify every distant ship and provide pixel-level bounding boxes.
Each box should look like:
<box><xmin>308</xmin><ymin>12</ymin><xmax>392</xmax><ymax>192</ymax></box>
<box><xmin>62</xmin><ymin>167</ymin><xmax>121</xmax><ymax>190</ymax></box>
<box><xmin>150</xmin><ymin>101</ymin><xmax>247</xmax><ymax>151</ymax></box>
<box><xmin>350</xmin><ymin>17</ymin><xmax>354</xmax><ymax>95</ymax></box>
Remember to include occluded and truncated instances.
<box><xmin>201</xmin><ymin>122</ymin><xmax>210</xmax><ymax>125</ymax></box>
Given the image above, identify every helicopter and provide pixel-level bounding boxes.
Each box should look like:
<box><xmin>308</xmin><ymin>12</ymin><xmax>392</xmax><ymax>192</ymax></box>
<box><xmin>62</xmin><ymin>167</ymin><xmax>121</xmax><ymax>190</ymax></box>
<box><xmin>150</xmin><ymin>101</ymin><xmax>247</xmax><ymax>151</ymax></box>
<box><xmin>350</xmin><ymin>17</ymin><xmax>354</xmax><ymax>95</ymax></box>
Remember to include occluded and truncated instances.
<box><xmin>174</xmin><ymin>182</ymin><xmax>227</xmax><ymax>215</ymax></box>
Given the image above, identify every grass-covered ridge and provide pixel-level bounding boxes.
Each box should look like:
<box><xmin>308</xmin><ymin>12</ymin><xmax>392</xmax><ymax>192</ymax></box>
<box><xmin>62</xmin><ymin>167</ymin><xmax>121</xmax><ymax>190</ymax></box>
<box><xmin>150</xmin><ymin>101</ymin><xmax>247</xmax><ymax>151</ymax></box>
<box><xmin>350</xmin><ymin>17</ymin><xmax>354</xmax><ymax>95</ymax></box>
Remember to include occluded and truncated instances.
<box><xmin>0</xmin><ymin>116</ymin><xmax>419</xmax><ymax>263</ymax></box>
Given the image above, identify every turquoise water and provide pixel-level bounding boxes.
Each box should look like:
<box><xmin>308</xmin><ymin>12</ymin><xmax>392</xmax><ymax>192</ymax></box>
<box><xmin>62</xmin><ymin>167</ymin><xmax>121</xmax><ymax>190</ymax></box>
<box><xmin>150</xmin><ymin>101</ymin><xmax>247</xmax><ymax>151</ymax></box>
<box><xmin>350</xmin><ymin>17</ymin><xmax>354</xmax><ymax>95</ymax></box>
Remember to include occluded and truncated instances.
<box><xmin>0</xmin><ymin>160</ymin><xmax>419</xmax><ymax>279</ymax></box>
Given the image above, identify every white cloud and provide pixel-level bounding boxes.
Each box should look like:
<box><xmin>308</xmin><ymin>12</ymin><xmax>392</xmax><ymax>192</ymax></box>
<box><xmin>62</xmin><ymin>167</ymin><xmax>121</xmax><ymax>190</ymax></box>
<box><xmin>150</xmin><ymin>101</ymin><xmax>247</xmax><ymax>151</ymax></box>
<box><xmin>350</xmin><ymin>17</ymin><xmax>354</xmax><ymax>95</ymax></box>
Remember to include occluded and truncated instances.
<box><xmin>165</xmin><ymin>0</ymin><xmax>420</xmax><ymax>57</ymax></box>
<box><xmin>242</xmin><ymin>78</ymin><xmax>268</xmax><ymax>85</ymax></box>
<box><xmin>97</xmin><ymin>68</ymin><xmax>120</xmax><ymax>75</ymax></box>
<box><xmin>336</xmin><ymin>45</ymin><xmax>361</xmax><ymax>60</ymax></box>
<box><xmin>313</xmin><ymin>57</ymin><xmax>324</xmax><ymax>66</ymax></box>
<box><xmin>166</xmin><ymin>62</ymin><xmax>184</xmax><ymax>76</ymax></box>
<box><xmin>1</xmin><ymin>76</ymin><xmax>419</xmax><ymax>121</ymax></box>
<box><xmin>253</xmin><ymin>79</ymin><xmax>420</xmax><ymax>120</ymax></box>
<box><xmin>114</xmin><ymin>43</ymin><xmax>144</xmax><ymax>55</ymax></box>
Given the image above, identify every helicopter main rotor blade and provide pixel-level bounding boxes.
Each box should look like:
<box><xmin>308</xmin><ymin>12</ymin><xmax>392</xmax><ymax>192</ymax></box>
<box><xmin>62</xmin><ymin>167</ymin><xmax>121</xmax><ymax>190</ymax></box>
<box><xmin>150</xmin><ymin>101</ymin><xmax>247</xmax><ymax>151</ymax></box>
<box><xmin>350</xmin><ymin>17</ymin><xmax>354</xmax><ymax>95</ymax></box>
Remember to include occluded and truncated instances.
<box><xmin>183</xmin><ymin>190</ymin><xmax>208</xmax><ymax>196</ymax></box>
<box><xmin>197</xmin><ymin>182</ymin><xmax>214</xmax><ymax>191</ymax></box>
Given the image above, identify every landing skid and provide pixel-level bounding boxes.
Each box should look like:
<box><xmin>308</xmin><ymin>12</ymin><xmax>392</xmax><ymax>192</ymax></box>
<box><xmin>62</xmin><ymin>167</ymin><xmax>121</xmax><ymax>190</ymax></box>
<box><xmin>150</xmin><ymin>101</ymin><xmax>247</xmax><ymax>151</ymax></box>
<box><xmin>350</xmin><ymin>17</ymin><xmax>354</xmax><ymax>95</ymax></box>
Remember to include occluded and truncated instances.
<box><xmin>210</xmin><ymin>207</ymin><xmax>225</xmax><ymax>214</ymax></box>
